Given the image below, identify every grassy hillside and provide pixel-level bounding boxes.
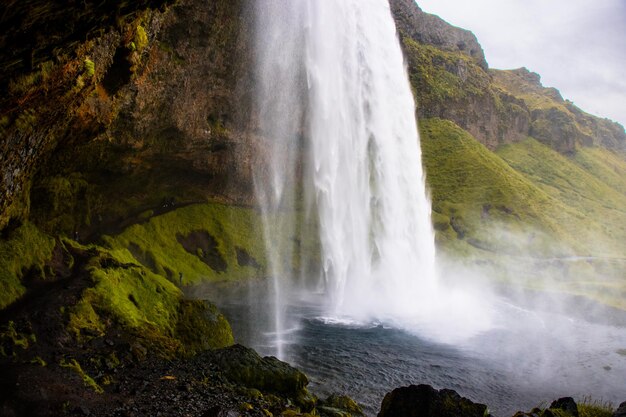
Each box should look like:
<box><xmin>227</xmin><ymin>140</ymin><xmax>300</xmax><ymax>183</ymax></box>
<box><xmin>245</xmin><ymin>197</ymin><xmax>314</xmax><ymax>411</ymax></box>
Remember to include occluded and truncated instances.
<box><xmin>497</xmin><ymin>138</ymin><xmax>626</xmax><ymax>256</ymax></box>
<box><xmin>419</xmin><ymin>118</ymin><xmax>626</xmax><ymax>308</ymax></box>
<box><xmin>420</xmin><ymin>118</ymin><xmax>585</xmax><ymax>255</ymax></box>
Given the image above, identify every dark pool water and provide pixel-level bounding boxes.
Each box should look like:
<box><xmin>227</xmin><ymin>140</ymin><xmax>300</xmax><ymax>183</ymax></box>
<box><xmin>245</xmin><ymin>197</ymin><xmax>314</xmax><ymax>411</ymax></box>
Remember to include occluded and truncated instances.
<box><xmin>201</xmin><ymin>286</ymin><xmax>626</xmax><ymax>417</ymax></box>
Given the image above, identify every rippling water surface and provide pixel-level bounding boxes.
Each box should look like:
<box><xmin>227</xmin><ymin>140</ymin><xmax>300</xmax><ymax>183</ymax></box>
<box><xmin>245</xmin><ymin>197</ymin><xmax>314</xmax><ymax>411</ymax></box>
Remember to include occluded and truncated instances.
<box><xmin>213</xmin><ymin>289</ymin><xmax>626</xmax><ymax>417</ymax></box>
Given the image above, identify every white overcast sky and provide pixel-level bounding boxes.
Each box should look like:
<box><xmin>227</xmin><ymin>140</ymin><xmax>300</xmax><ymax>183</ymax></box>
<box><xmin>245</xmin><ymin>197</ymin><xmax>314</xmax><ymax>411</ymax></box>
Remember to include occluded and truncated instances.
<box><xmin>414</xmin><ymin>0</ymin><xmax>626</xmax><ymax>127</ymax></box>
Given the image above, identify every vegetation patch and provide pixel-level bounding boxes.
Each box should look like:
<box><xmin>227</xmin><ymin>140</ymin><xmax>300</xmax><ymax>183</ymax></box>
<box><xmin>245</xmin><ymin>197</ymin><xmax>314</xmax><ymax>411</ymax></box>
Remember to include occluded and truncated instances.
<box><xmin>496</xmin><ymin>138</ymin><xmax>626</xmax><ymax>256</ymax></box>
<box><xmin>577</xmin><ymin>403</ymin><xmax>613</xmax><ymax>417</ymax></box>
<box><xmin>419</xmin><ymin>118</ymin><xmax>626</xmax><ymax>307</ymax></box>
<box><xmin>419</xmin><ymin>118</ymin><xmax>579</xmax><ymax>256</ymax></box>
<box><xmin>101</xmin><ymin>203</ymin><xmax>263</xmax><ymax>285</ymax></box>
<box><xmin>0</xmin><ymin>321</ymin><xmax>36</xmax><ymax>357</ymax></box>
<box><xmin>102</xmin><ymin>202</ymin><xmax>313</xmax><ymax>285</ymax></box>
<box><xmin>176</xmin><ymin>300</ymin><xmax>234</xmax><ymax>356</ymax></box>
<box><xmin>0</xmin><ymin>222</ymin><xmax>56</xmax><ymax>309</ymax></box>
<box><xmin>402</xmin><ymin>37</ymin><xmax>491</xmax><ymax>113</ymax></box>
<box><xmin>60</xmin><ymin>358</ymin><xmax>104</xmax><ymax>394</ymax></box>
<box><xmin>63</xmin><ymin>238</ymin><xmax>234</xmax><ymax>357</ymax></box>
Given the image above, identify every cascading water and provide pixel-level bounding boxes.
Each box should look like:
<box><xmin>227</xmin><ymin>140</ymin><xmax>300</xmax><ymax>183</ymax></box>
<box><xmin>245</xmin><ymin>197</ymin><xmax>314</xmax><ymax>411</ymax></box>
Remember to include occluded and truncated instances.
<box><xmin>252</xmin><ymin>1</ymin><xmax>309</xmax><ymax>359</ymax></box>
<box><xmin>304</xmin><ymin>0</ymin><xmax>437</xmax><ymax>321</ymax></box>
<box><xmin>253</xmin><ymin>0</ymin><xmax>490</xmax><ymax>356</ymax></box>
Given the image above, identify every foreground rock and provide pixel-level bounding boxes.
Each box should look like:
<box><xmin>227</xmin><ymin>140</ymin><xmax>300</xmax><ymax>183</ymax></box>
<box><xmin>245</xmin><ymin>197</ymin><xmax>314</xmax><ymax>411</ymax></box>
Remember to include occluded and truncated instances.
<box><xmin>514</xmin><ymin>397</ymin><xmax>580</xmax><ymax>417</ymax></box>
<box><xmin>0</xmin><ymin>340</ymin><xmax>361</xmax><ymax>417</ymax></box>
<box><xmin>377</xmin><ymin>384</ymin><xmax>489</xmax><ymax>417</ymax></box>
<box><xmin>378</xmin><ymin>386</ymin><xmax>622</xmax><ymax>417</ymax></box>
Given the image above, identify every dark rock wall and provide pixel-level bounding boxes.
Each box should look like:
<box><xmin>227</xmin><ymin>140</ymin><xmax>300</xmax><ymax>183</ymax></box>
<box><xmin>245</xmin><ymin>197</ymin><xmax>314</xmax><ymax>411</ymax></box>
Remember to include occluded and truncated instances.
<box><xmin>1</xmin><ymin>0</ymin><xmax>624</xmax><ymax>232</ymax></box>
<box><xmin>0</xmin><ymin>0</ymin><xmax>262</xmax><ymax>233</ymax></box>
<box><xmin>389</xmin><ymin>0</ymin><xmax>488</xmax><ymax>69</ymax></box>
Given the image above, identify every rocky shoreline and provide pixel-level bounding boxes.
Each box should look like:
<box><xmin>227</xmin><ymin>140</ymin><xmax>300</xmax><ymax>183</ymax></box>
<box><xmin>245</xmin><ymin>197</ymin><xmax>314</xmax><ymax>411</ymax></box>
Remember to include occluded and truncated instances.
<box><xmin>0</xmin><ymin>232</ymin><xmax>622</xmax><ymax>417</ymax></box>
<box><xmin>2</xmin><ymin>282</ymin><xmax>623</xmax><ymax>417</ymax></box>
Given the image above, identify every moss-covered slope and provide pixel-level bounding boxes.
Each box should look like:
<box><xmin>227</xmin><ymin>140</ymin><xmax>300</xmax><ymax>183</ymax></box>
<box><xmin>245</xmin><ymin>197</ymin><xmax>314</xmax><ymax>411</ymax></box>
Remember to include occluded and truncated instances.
<box><xmin>420</xmin><ymin>118</ymin><xmax>584</xmax><ymax>256</ymax></box>
<box><xmin>0</xmin><ymin>226</ymin><xmax>234</xmax><ymax>359</ymax></box>
<box><xmin>420</xmin><ymin>118</ymin><xmax>626</xmax><ymax>308</ymax></box>
<box><xmin>0</xmin><ymin>222</ymin><xmax>56</xmax><ymax>309</ymax></box>
<box><xmin>102</xmin><ymin>203</ymin><xmax>268</xmax><ymax>285</ymax></box>
<box><xmin>497</xmin><ymin>138</ymin><xmax>626</xmax><ymax>255</ymax></box>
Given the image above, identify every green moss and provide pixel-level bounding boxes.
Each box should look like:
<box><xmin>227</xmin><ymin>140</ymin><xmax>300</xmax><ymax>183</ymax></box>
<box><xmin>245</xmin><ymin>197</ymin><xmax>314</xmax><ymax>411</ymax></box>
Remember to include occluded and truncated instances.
<box><xmin>319</xmin><ymin>394</ymin><xmax>363</xmax><ymax>417</ymax></box>
<box><xmin>420</xmin><ymin>118</ymin><xmax>580</xmax><ymax>256</ymax></box>
<box><xmin>239</xmin><ymin>402</ymin><xmax>254</xmax><ymax>412</ymax></box>
<box><xmin>496</xmin><ymin>138</ymin><xmax>626</xmax><ymax>256</ymax></box>
<box><xmin>85</xmin><ymin>257</ymin><xmax>181</xmax><ymax>337</ymax></box>
<box><xmin>64</xmin><ymin>241</ymin><xmax>234</xmax><ymax>357</ymax></box>
<box><xmin>67</xmin><ymin>296</ymin><xmax>106</xmax><ymax>341</ymax></box>
<box><xmin>60</xmin><ymin>358</ymin><xmax>104</xmax><ymax>394</ymax></box>
<box><xmin>30</xmin><ymin>356</ymin><xmax>47</xmax><ymax>367</ymax></box>
<box><xmin>0</xmin><ymin>321</ymin><xmax>35</xmax><ymax>356</ymax></box>
<box><xmin>84</xmin><ymin>58</ymin><xmax>95</xmax><ymax>77</ymax></box>
<box><xmin>103</xmin><ymin>203</ymin><xmax>269</xmax><ymax>285</ymax></box>
<box><xmin>402</xmin><ymin>36</ymin><xmax>491</xmax><ymax>112</ymax></box>
<box><xmin>0</xmin><ymin>222</ymin><xmax>56</xmax><ymax>309</ymax></box>
<box><xmin>134</xmin><ymin>25</ymin><xmax>148</xmax><ymax>52</ymax></box>
<box><xmin>215</xmin><ymin>344</ymin><xmax>309</xmax><ymax>399</ymax></box>
<box><xmin>176</xmin><ymin>300</ymin><xmax>234</xmax><ymax>355</ymax></box>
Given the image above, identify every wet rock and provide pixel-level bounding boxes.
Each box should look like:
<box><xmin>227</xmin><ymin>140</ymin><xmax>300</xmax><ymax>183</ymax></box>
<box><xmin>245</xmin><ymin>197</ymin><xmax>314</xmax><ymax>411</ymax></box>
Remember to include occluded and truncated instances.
<box><xmin>214</xmin><ymin>344</ymin><xmax>308</xmax><ymax>397</ymax></box>
<box><xmin>549</xmin><ymin>397</ymin><xmax>578</xmax><ymax>417</ymax></box>
<box><xmin>512</xmin><ymin>409</ymin><xmax>542</xmax><ymax>417</ymax></box>
<box><xmin>614</xmin><ymin>401</ymin><xmax>626</xmax><ymax>417</ymax></box>
<box><xmin>318</xmin><ymin>394</ymin><xmax>363</xmax><ymax>416</ymax></box>
<box><xmin>377</xmin><ymin>384</ymin><xmax>488</xmax><ymax>417</ymax></box>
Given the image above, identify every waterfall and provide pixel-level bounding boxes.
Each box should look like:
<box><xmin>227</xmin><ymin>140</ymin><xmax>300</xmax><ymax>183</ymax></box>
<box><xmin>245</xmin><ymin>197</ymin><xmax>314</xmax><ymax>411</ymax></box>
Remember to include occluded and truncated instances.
<box><xmin>253</xmin><ymin>0</ymin><xmax>482</xmax><ymax>356</ymax></box>
<box><xmin>304</xmin><ymin>0</ymin><xmax>437</xmax><ymax>322</ymax></box>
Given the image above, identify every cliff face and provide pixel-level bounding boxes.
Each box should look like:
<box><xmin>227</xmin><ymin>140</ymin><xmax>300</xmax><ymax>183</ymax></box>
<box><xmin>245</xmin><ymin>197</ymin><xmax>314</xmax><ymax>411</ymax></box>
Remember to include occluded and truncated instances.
<box><xmin>0</xmin><ymin>0</ymin><xmax>263</xmax><ymax>234</ymax></box>
<box><xmin>389</xmin><ymin>0</ymin><xmax>626</xmax><ymax>154</ymax></box>
<box><xmin>2</xmin><ymin>0</ymin><xmax>624</xmax><ymax>235</ymax></box>
<box><xmin>492</xmin><ymin>68</ymin><xmax>626</xmax><ymax>153</ymax></box>
<box><xmin>389</xmin><ymin>0</ymin><xmax>487</xmax><ymax>69</ymax></box>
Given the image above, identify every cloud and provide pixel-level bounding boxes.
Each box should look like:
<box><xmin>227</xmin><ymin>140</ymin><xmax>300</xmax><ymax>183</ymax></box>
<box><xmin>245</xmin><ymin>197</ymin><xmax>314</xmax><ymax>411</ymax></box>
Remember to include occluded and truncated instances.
<box><xmin>414</xmin><ymin>0</ymin><xmax>626</xmax><ymax>126</ymax></box>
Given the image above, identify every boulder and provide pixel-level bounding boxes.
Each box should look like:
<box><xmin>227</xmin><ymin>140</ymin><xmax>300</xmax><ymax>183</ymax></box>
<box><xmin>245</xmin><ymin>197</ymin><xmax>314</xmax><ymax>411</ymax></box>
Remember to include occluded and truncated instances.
<box><xmin>549</xmin><ymin>397</ymin><xmax>578</xmax><ymax>417</ymax></box>
<box><xmin>319</xmin><ymin>394</ymin><xmax>364</xmax><ymax>417</ymax></box>
<box><xmin>377</xmin><ymin>384</ymin><xmax>488</xmax><ymax>417</ymax></box>
<box><xmin>213</xmin><ymin>344</ymin><xmax>314</xmax><ymax>411</ymax></box>
<box><xmin>614</xmin><ymin>401</ymin><xmax>626</xmax><ymax>417</ymax></box>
